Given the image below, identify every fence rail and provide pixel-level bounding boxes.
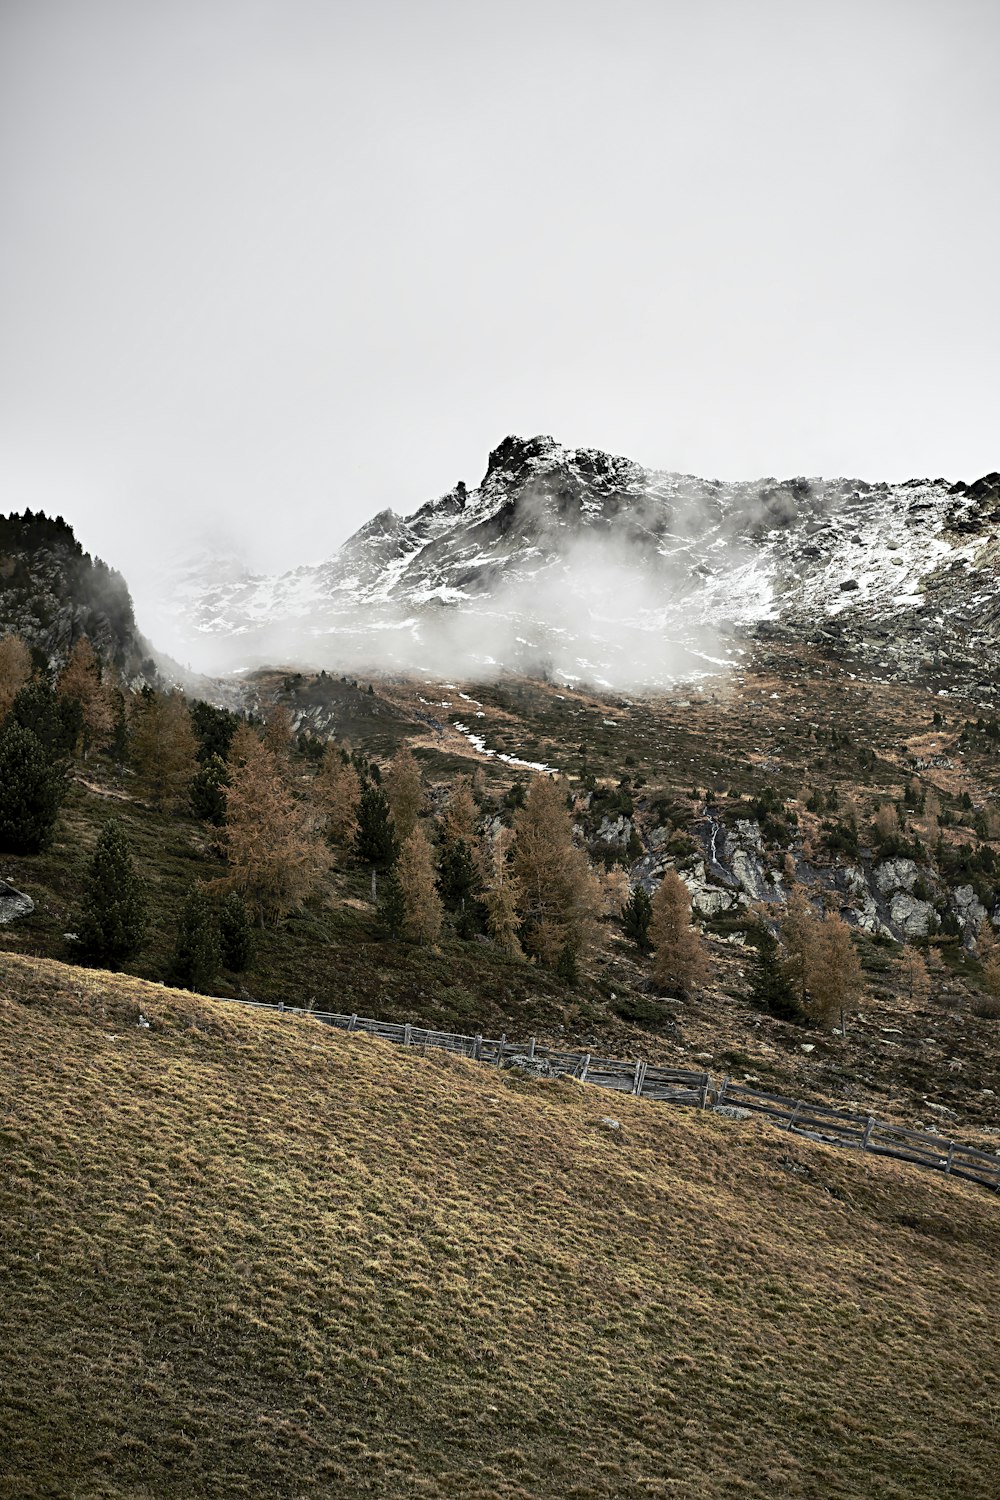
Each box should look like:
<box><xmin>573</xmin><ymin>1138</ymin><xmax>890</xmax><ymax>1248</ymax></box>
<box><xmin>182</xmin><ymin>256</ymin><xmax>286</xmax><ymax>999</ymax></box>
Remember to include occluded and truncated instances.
<box><xmin>221</xmin><ymin>996</ymin><xmax>1000</xmax><ymax>1194</ymax></box>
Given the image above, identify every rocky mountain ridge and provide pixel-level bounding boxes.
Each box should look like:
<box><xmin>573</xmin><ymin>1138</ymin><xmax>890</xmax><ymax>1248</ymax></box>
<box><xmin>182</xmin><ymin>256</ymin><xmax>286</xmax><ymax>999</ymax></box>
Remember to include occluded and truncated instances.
<box><xmin>155</xmin><ymin>435</ymin><xmax>1000</xmax><ymax>690</ymax></box>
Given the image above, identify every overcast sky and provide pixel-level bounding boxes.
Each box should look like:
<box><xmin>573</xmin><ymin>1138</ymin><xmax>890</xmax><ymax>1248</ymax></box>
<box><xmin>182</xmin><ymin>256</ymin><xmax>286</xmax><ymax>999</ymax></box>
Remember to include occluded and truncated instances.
<box><xmin>1</xmin><ymin>0</ymin><xmax>998</xmax><ymax>602</ymax></box>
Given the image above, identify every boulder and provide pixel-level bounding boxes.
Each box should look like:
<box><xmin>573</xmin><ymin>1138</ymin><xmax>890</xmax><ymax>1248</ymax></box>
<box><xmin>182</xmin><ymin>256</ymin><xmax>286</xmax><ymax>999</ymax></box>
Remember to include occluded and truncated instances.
<box><xmin>952</xmin><ymin>884</ymin><xmax>987</xmax><ymax>938</ymax></box>
<box><xmin>681</xmin><ymin>859</ymin><xmax>742</xmax><ymax>918</ymax></box>
<box><xmin>0</xmin><ymin>880</ymin><xmax>33</xmax><ymax>925</ymax></box>
<box><xmin>596</xmin><ymin>814</ymin><xmax>632</xmax><ymax>848</ymax></box>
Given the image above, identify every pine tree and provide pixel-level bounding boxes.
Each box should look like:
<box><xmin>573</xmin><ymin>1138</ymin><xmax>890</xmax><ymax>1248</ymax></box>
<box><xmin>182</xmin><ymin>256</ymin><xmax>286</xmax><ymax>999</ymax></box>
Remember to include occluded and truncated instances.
<box><xmin>385</xmin><ymin>745</ymin><xmax>424</xmax><ymax>841</ymax></box>
<box><xmin>396</xmin><ymin>825</ymin><xmax>444</xmax><ymax>945</ymax></box>
<box><xmin>77</xmin><ymin>817</ymin><xmax>147</xmax><ymax>964</ymax></box>
<box><xmin>354</xmin><ymin>782</ymin><xmax>399</xmax><ymax>872</ymax></box>
<box><xmin>378</xmin><ymin>871</ymin><xmax>406</xmax><ymax>939</ymax></box>
<box><xmin>11</xmin><ymin>678</ymin><xmax>76</xmax><ymax>756</ymax></box>
<box><xmin>218</xmin><ymin>891</ymin><xmax>255</xmax><ymax>971</ymax></box>
<box><xmin>56</xmin><ymin>637</ymin><xmax>113</xmax><ymax>757</ymax></box>
<box><xmin>650</xmin><ymin>870</ymin><xmax>708</xmax><ymax>995</ymax></box>
<box><xmin>168</xmin><ymin>885</ymin><xmax>221</xmax><ymax>993</ymax></box>
<box><xmin>556</xmin><ymin>942</ymin><xmax>578</xmax><ymax>986</ymax></box>
<box><xmin>437</xmin><ymin>835</ymin><xmax>478</xmax><ymax>913</ymax></box>
<box><xmin>0</xmin><ymin>633</ymin><xmax>32</xmax><ymax>721</ymax></box>
<box><xmin>223</xmin><ymin>739</ymin><xmax>328</xmax><ymax>925</ymax></box>
<box><xmin>511</xmin><ymin>774</ymin><xmax>603</xmax><ymax>965</ymax></box>
<box><xmin>190</xmin><ymin>753</ymin><xmax>230</xmax><ymax>826</ymax></box>
<box><xmin>190</xmin><ymin>700</ymin><xmax>240</xmax><ymax>763</ymax></box>
<box><xmin>746</xmin><ymin>920</ymin><xmax>802</xmax><ymax>1021</ymax></box>
<box><xmin>0</xmin><ymin>721</ymin><xmax>65</xmax><ymax>853</ymax></box>
<box><xmin>622</xmin><ymin>884</ymin><xmax>653</xmax><ymax>952</ymax></box>
<box><xmin>315</xmin><ymin>747</ymin><xmax>362</xmax><ymax>846</ymax></box>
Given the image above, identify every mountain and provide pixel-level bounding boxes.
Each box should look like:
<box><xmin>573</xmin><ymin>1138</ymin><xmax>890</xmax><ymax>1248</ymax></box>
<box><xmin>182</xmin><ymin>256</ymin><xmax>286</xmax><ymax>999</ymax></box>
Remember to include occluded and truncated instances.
<box><xmin>0</xmin><ymin>510</ymin><xmax>152</xmax><ymax>673</ymax></box>
<box><xmin>155</xmin><ymin>436</ymin><xmax>1000</xmax><ymax>693</ymax></box>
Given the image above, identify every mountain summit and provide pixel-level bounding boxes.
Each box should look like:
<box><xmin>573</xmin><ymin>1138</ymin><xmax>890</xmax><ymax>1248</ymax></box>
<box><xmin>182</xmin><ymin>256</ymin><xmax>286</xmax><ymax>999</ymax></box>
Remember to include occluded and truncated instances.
<box><xmin>151</xmin><ymin>439</ymin><xmax>1000</xmax><ymax>693</ymax></box>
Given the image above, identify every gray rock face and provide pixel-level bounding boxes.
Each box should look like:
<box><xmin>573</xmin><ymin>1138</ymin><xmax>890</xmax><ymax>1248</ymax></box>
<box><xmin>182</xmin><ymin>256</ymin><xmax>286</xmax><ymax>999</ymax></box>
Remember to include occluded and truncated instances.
<box><xmin>596</xmin><ymin>813</ymin><xmax>632</xmax><ymax>848</ymax></box>
<box><xmin>681</xmin><ymin>858</ymin><xmax>742</xmax><ymax>918</ymax></box>
<box><xmin>873</xmin><ymin>858</ymin><xmax>919</xmax><ymax>896</ymax></box>
<box><xmin>888</xmin><ymin>891</ymin><xmax>935</xmax><ymax>937</ymax></box>
<box><xmin>0</xmin><ymin>880</ymin><xmax>34</xmax><ymax>924</ymax></box>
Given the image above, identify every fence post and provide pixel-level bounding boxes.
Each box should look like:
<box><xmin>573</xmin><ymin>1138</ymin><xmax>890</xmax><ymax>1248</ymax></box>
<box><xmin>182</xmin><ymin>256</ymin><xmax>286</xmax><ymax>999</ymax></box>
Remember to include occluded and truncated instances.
<box><xmin>348</xmin><ymin>1014</ymin><xmax>358</xmax><ymax>1032</ymax></box>
<box><xmin>861</xmin><ymin>1116</ymin><xmax>876</xmax><ymax>1151</ymax></box>
<box><xmin>528</xmin><ymin>1036</ymin><xmax>535</xmax><ymax>1061</ymax></box>
<box><xmin>496</xmin><ymin>1033</ymin><xmax>507</xmax><ymax>1066</ymax></box>
<box><xmin>278</xmin><ymin>1001</ymin><xmax>284</xmax><ymax>1013</ymax></box>
<box><xmin>403</xmin><ymin>1024</ymin><xmax>412</xmax><ymax>1046</ymax></box>
<box><xmin>717</xmin><ymin>1074</ymin><xmax>729</xmax><ymax>1106</ymax></box>
<box><xmin>473</xmin><ymin>1033</ymin><xmax>482</xmax><ymax>1061</ymax></box>
<box><xmin>632</xmin><ymin>1059</ymin><xmax>645</xmax><ymax>1095</ymax></box>
<box><xmin>699</xmin><ymin>1075</ymin><xmax>709</xmax><ymax>1109</ymax></box>
<box><xmin>579</xmin><ymin>1053</ymin><xmax>591</xmax><ymax>1083</ymax></box>
<box><xmin>945</xmin><ymin>1142</ymin><xmax>955</xmax><ymax>1175</ymax></box>
<box><xmin>786</xmin><ymin>1101</ymin><xmax>802</xmax><ymax>1131</ymax></box>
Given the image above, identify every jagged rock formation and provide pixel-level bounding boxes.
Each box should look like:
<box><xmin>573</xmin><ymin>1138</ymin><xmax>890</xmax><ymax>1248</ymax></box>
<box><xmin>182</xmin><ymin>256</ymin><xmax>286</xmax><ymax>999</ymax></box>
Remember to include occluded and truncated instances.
<box><xmin>0</xmin><ymin>511</ymin><xmax>150</xmax><ymax>673</ymax></box>
<box><xmin>155</xmin><ymin>436</ymin><xmax>1000</xmax><ymax>690</ymax></box>
<box><xmin>0</xmin><ymin>880</ymin><xmax>34</xmax><ymax>925</ymax></box>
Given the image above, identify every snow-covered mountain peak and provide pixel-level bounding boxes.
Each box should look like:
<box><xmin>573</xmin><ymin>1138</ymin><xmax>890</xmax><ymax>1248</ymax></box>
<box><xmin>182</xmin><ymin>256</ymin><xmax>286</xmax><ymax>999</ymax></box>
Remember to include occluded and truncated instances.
<box><xmin>146</xmin><ymin>437</ymin><xmax>1000</xmax><ymax>693</ymax></box>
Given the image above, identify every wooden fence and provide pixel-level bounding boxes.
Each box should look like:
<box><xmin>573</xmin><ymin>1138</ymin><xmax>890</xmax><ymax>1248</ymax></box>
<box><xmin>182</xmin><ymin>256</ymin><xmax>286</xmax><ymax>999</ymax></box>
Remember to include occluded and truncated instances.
<box><xmin>221</xmin><ymin>996</ymin><xmax>1000</xmax><ymax>1194</ymax></box>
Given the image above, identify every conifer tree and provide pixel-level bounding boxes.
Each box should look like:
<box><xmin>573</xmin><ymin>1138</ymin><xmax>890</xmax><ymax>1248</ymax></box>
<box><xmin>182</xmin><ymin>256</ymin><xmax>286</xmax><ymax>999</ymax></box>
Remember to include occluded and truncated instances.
<box><xmin>898</xmin><ymin>944</ymin><xmax>932</xmax><ymax>1006</ymax></box>
<box><xmin>378</xmin><ymin>871</ymin><xmax>406</xmax><ymax>938</ymax></box>
<box><xmin>650</xmin><ymin>870</ymin><xmax>708</xmax><ymax>995</ymax></box>
<box><xmin>511</xmin><ymin>774</ymin><xmax>602</xmax><ymax>965</ymax></box>
<box><xmin>805</xmin><ymin>912</ymin><xmax>863</xmax><ymax>1026</ymax></box>
<box><xmin>354</xmin><ymin>781</ymin><xmax>399</xmax><ymax>874</ymax></box>
<box><xmin>190</xmin><ymin>753</ymin><xmax>230</xmax><ymax>826</ymax></box>
<box><xmin>478</xmin><ymin>826</ymin><xmax>523</xmax><ymax>959</ymax></box>
<box><xmin>168</xmin><ymin>885</ymin><xmax>221</xmax><ymax>993</ymax></box>
<box><xmin>978</xmin><ymin>926</ymin><xmax>1000</xmax><ymax>999</ymax></box>
<box><xmin>746</xmin><ymin>919</ymin><xmax>802</xmax><ymax>1021</ymax></box>
<box><xmin>11</xmin><ymin>677</ymin><xmax>76</xmax><ymax>756</ymax></box>
<box><xmin>396</xmin><ymin>824</ymin><xmax>444</xmax><ymax>945</ymax></box>
<box><xmin>440</xmin><ymin>776</ymin><xmax>478</xmax><ymax>846</ymax></box>
<box><xmin>130</xmin><ymin>690</ymin><xmax>199</xmax><ymax>810</ymax></box>
<box><xmin>622</xmin><ymin>884</ymin><xmax>653</xmax><ymax>952</ymax></box>
<box><xmin>218</xmin><ymin>891</ymin><xmax>255</xmax><ymax>971</ymax></box>
<box><xmin>385</xmin><ymin>744</ymin><xmax>424</xmax><ymax>841</ymax></box>
<box><xmin>315</xmin><ymin>746</ymin><xmax>362</xmax><ymax>846</ymax></box>
<box><xmin>262</xmin><ymin>703</ymin><xmax>294</xmax><ymax>760</ymax></box>
<box><xmin>0</xmin><ymin>720</ymin><xmax>65</xmax><ymax>853</ymax></box>
<box><xmin>781</xmin><ymin>884</ymin><xmax>821</xmax><ymax>1008</ymax></box>
<box><xmin>0</xmin><ymin>633</ymin><xmax>32</xmax><ymax>721</ymax></box>
<box><xmin>77</xmin><ymin>817</ymin><xmax>147</xmax><ymax>964</ymax></box>
<box><xmin>190</xmin><ymin>700</ymin><xmax>240</xmax><ymax>763</ymax></box>
<box><xmin>56</xmin><ymin>637</ymin><xmax>113</xmax><ymax>757</ymax></box>
<box><xmin>223</xmin><ymin>739</ymin><xmax>327</xmax><ymax>925</ymax></box>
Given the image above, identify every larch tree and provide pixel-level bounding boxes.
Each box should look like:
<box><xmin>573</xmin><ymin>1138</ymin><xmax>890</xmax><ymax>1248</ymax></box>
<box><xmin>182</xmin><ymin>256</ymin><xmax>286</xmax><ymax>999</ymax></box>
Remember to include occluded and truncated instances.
<box><xmin>478</xmin><ymin>825</ymin><xmax>523</xmax><ymax>959</ymax></box>
<box><xmin>805</xmin><ymin>912</ymin><xmax>863</xmax><ymax>1026</ymax></box>
<box><xmin>781</xmin><ymin>884</ymin><xmax>822</xmax><ymax>1009</ymax></box>
<box><xmin>56</xmin><ymin>637</ymin><xmax>113</xmax><ymax>757</ymax></box>
<box><xmin>0</xmin><ymin>633</ymin><xmax>32</xmax><ymax>720</ymax></box>
<box><xmin>384</xmin><ymin>744</ymin><xmax>424</xmax><ymax>842</ymax></box>
<box><xmin>649</xmin><ymin>870</ymin><xmax>708</xmax><ymax>996</ymax></box>
<box><xmin>440</xmin><ymin>776</ymin><xmax>478</xmax><ymax>846</ymax></box>
<box><xmin>511</xmin><ymin>774</ymin><xmax>603</xmax><ymax>966</ymax></box>
<box><xmin>262</xmin><ymin>703</ymin><xmax>294</xmax><ymax>761</ymax></box>
<box><xmin>222</xmin><ymin>738</ymin><xmax>328</xmax><ymax>925</ymax></box>
<box><xmin>315</xmin><ymin>747</ymin><xmax>362</xmax><ymax>847</ymax></box>
<box><xmin>898</xmin><ymin>944</ymin><xmax>933</xmax><ymax>1006</ymax></box>
<box><xmin>395</xmin><ymin>824</ymin><xmax>444</xmax><ymax>946</ymax></box>
<box><xmin>130</xmin><ymin>690</ymin><xmax>199</xmax><ymax>810</ymax></box>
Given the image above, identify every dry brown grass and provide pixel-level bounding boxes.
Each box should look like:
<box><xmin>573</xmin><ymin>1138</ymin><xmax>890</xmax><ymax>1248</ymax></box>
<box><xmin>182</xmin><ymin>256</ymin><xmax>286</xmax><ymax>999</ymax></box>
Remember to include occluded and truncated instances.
<box><xmin>2</xmin><ymin>951</ymin><xmax>999</xmax><ymax>1500</ymax></box>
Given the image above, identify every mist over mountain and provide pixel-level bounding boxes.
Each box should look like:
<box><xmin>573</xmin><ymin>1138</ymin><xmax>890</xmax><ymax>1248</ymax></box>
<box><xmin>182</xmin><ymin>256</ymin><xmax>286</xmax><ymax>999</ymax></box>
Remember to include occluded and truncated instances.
<box><xmin>142</xmin><ymin>436</ymin><xmax>1000</xmax><ymax>696</ymax></box>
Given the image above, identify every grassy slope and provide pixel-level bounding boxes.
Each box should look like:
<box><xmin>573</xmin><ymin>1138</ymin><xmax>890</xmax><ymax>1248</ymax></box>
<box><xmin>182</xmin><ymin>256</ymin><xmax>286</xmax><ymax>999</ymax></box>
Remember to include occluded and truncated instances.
<box><xmin>2</xmin><ymin>953</ymin><xmax>998</xmax><ymax>1500</ymax></box>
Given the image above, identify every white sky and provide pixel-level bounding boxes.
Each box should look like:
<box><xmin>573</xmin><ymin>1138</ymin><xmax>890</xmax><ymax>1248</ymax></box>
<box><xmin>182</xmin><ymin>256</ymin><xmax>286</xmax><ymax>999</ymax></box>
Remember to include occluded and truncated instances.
<box><xmin>1</xmin><ymin>0</ymin><xmax>998</xmax><ymax>602</ymax></box>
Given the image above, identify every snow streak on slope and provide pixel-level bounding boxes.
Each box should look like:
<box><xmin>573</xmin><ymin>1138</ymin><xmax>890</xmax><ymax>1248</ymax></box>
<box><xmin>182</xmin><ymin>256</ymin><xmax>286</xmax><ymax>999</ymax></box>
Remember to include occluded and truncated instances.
<box><xmin>145</xmin><ymin>437</ymin><xmax>1000</xmax><ymax>694</ymax></box>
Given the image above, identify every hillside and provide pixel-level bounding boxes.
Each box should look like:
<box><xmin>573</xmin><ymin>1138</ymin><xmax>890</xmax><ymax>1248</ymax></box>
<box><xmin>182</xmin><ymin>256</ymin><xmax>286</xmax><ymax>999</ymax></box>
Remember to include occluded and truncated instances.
<box><xmin>2</xmin><ymin>952</ymin><xmax>999</xmax><ymax>1500</ymax></box>
<box><xmin>0</xmin><ymin>511</ymin><xmax>150</xmax><ymax>674</ymax></box>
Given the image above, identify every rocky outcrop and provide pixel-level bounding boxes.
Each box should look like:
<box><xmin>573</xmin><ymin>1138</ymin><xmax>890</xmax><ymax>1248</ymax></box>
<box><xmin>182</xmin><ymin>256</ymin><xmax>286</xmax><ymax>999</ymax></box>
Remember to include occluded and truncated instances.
<box><xmin>0</xmin><ymin>880</ymin><xmax>33</xmax><ymax>924</ymax></box>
